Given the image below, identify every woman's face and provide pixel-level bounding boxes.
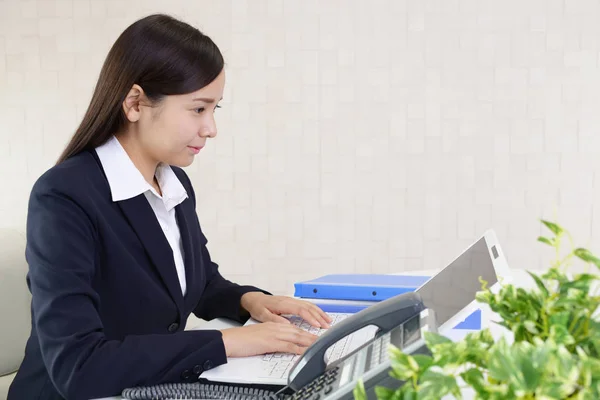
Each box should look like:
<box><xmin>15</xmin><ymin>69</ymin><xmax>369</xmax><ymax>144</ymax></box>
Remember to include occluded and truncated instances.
<box><xmin>136</xmin><ymin>69</ymin><xmax>225</xmax><ymax>168</ymax></box>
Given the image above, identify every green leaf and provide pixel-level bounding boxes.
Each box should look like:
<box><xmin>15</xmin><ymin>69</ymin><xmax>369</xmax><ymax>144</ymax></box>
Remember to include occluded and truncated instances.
<box><xmin>542</xmin><ymin>268</ymin><xmax>569</xmax><ymax>285</ymax></box>
<box><xmin>399</xmin><ymin>385</ymin><xmax>417</xmax><ymax>400</ymax></box>
<box><xmin>418</xmin><ymin>366</ymin><xmax>461</xmax><ymax>400</ymax></box>
<box><xmin>547</xmin><ymin>345</ymin><xmax>579</xmax><ymax>394</ymax></box>
<box><xmin>489</xmin><ymin>341</ymin><xmax>536</xmax><ymax>396</ymax></box>
<box><xmin>373</xmin><ymin>386</ymin><xmax>396</xmax><ymax>400</ymax></box>
<box><xmin>536</xmin><ymin>381</ymin><xmax>574</xmax><ymax>399</ymax></box>
<box><xmin>541</xmin><ymin>220</ymin><xmax>564</xmax><ymax>236</ymax></box>
<box><xmin>477</xmin><ymin>328</ymin><xmax>495</xmax><ymax>345</ymax></box>
<box><xmin>458</xmin><ymin>331</ymin><xmax>493</xmax><ymax>367</ymax></box>
<box><xmin>461</xmin><ymin>368</ymin><xmax>487</xmax><ymax>394</ymax></box>
<box><xmin>489</xmin><ymin>392</ymin><xmax>512</xmax><ymax>400</ymax></box>
<box><xmin>512</xmin><ymin>322</ymin><xmax>529</xmax><ymax>342</ymax></box>
<box><xmin>487</xmin><ymin>340</ymin><xmax>516</xmax><ymax>382</ymax></box>
<box><xmin>576</xmin><ymin>388</ymin><xmax>597</xmax><ymax>400</ymax></box>
<box><xmin>423</xmin><ymin>333</ymin><xmax>460</xmax><ymax>365</ymax></box>
<box><xmin>580</xmin><ymin>355</ymin><xmax>600</xmax><ymax>387</ymax></box>
<box><xmin>549</xmin><ymin>324</ymin><xmax>575</xmax><ymax>346</ymax></box>
<box><xmin>574</xmin><ymin>248</ymin><xmax>600</xmax><ymax>269</ymax></box>
<box><xmin>527</xmin><ymin>270</ymin><xmax>550</xmax><ymax>298</ymax></box>
<box><xmin>524</xmin><ymin>320</ymin><xmax>540</xmax><ymax>335</ymax></box>
<box><xmin>389</xmin><ymin>348</ymin><xmax>417</xmax><ymax>380</ymax></box>
<box><xmin>412</xmin><ymin>354</ymin><xmax>433</xmax><ymax>371</ymax></box>
<box><xmin>538</xmin><ymin>236</ymin><xmax>554</xmax><ymax>246</ymax></box>
<box><xmin>407</xmin><ymin>355</ymin><xmax>420</xmax><ymax>372</ymax></box>
<box><xmin>429</xmin><ymin>344</ymin><xmax>460</xmax><ymax>366</ymax></box>
<box><xmin>423</xmin><ymin>332</ymin><xmax>452</xmax><ymax>348</ymax></box>
<box><xmin>475</xmin><ymin>290</ymin><xmax>493</xmax><ymax>306</ymax></box>
<box><xmin>549</xmin><ymin>311</ymin><xmax>570</xmax><ymax>328</ymax></box>
<box><xmin>353</xmin><ymin>379</ymin><xmax>367</xmax><ymax>400</ymax></box>
<box><xmin>513</xmin><ymin>342</ymin><xmax>542</xmax><ymax>393</ymax></box>
<box><xmin>558</xmin><ymin>274</ymin><xmax>597</xmax><ymax>296</ymax></box>
<box><xmin>586</xmin><ymin>327</ymin><xmax>600</xmax><ymax>358</ymax></box>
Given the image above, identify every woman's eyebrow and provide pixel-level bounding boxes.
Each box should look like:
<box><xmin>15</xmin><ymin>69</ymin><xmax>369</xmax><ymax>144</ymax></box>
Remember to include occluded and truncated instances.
<box><xmin>191</xmin><ymin>97</ymin><xmax>223</xmax><ymax>103</ymax></box>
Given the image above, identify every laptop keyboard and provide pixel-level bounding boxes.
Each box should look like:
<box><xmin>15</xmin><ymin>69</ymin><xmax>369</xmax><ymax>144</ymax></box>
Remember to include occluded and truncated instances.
<box><xmin>259</xmin><ymin>313</ymin><xmax>352</xmax><ymax>379</ymax></box>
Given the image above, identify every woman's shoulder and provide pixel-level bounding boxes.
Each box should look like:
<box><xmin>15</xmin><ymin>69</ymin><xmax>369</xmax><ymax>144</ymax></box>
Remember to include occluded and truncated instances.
<box><xmin>32</xmin><ymin>151</ymin><xmax>108</xmax><ymax>198</ymax></box>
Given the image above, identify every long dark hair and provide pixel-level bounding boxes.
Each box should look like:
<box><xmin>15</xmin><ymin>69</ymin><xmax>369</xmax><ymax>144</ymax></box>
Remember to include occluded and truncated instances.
<box><xmin>57</xmin><ymin>14</ymin><xmax>224</xmax><ymax>164</ymax></box>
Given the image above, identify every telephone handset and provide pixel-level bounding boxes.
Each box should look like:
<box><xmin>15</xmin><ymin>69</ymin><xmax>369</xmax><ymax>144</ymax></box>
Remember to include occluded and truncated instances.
<box><xmin>287</xmin><ymin>291</ymin><xmax>425</xmax><ymax>391</ymax></box>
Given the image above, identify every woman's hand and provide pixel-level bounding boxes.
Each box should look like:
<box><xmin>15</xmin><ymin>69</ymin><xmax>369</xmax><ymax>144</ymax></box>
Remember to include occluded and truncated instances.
<box><xmin>220</xmin><ymin>322</ymin><xmax>318</xmax><ymax>357</ymax></box>
<box><xmin>240</xmin><ymin>292</ymin><xmax>333</xmax><ymax>328</ymax></box>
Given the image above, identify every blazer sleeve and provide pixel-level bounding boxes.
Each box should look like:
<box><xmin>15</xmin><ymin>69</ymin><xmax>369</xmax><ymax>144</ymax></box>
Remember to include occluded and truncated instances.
<box><xmin>26</xmin><ymin>182</ymin><xmax>228</xmax><ymax>400</ymax></box>
<box><xmin>173</xmin><ymin>168</ymin><xmax>270</xmax><ymax>323</ymax></box>
<box><xmin>192</xmin><ymin>240</ymin><xmax>270</xmax><ymax>323</ymax></box>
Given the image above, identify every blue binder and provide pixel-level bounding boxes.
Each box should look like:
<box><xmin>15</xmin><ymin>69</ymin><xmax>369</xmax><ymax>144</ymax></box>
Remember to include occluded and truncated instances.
<box><xmin>293</xmin><ymin>274</ymin><xmax>431</xmax><ymax>301</ymax></box>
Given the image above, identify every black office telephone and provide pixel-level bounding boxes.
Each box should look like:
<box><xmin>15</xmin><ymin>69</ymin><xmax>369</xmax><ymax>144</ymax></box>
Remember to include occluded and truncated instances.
<box><xmin>122</xmin><ymin>292</ymin><xmax>436</xmax><ymax>400</ymax></box>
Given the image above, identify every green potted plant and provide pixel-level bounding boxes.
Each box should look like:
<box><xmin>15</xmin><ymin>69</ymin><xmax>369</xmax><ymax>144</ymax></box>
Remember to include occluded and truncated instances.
<box><xmin>354</xmin><ymin>220</ymin><xmax>600</xmax><ymax>399</ymax></box>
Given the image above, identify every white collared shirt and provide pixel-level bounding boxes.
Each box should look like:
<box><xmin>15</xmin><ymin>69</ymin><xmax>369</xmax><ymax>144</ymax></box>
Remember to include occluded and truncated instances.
<box><xmin>95</xmin><ymin>136</ymin><xmax>189</xmax><ymax>296</ymax></box>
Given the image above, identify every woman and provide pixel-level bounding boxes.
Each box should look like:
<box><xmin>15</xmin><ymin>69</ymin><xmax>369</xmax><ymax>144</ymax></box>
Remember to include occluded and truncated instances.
<box><xmin>8</xmin><ymin>14</ymin><xmax>331</xmax><ymax>400</ymax></box>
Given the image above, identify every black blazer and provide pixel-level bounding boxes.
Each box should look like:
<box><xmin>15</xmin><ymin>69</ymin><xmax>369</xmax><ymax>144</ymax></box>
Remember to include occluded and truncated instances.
<box><xmin>8</xmin><ymin>150</ymin><xmax>266</xmax><ymax>400</ymax></box>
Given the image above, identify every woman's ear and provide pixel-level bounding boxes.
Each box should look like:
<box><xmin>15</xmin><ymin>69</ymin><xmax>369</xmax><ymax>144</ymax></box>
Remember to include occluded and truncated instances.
<box><xmin>122</xmin><ymin>84</ymin><xmax>145</xmax><ymax>122</ymax></box>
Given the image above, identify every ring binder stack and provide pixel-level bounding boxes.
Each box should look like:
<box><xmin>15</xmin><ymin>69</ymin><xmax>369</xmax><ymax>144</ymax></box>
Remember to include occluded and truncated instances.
<box><xmin>293</xmin><ymin>274</ymin><xmax>430</xmax><ymax>301</ymax></box>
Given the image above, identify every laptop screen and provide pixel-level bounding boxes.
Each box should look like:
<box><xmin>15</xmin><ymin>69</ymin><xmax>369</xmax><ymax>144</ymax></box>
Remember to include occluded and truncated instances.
<box><xmin>415</xmin><ymin>237</ymin><xmax>498</xmax><ymax>329</ymax></box>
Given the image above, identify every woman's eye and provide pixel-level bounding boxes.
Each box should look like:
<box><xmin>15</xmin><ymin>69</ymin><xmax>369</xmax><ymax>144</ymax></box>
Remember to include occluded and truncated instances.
<box><xmin>195</xmin><ymin>105</ymin><xmax>221</xmax><ymax>113</ymax></box>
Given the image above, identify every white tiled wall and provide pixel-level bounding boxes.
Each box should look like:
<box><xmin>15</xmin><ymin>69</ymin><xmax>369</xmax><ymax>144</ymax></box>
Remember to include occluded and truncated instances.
<box><xmin>1</xmin><ymin>0</ymin><xmax>599</xmax><ymax>294</ymax></box>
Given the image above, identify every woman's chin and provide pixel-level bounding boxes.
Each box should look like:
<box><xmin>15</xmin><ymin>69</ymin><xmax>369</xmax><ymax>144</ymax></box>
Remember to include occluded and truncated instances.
<box><xmin>166</xmin><ymin>155</ymin><xmax>195</xmax><ymax>168</ymax></box>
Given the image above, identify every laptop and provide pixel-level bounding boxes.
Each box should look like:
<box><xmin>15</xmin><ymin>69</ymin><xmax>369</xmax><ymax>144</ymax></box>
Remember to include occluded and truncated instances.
<box><xmin>416</xmin><ymin>229</ymin><xmax>511</xmax><ymax>335</ymax></box>
<box><xmin>201</xmin><ymin>229</ymin><xmax>511</xmax><ymax>386</ymax></box>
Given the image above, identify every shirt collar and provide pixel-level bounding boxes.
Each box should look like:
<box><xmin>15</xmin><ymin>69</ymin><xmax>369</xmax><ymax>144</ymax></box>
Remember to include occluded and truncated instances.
<box><xmin>95</xmin><ymin>136</ymin><xmax>188</xmax><ymax>210</ymax></box>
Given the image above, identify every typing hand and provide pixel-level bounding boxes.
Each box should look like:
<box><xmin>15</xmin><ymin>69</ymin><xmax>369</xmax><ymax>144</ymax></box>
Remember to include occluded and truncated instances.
<box><xmin>220</xmin><ymin>322</ymin><xmax>318</xmax><ymax>357</ymax></box>
<box><xmin>240</xmin><ymin>292</ymin><xmax>332</xmax><ymax>328</ymax></box>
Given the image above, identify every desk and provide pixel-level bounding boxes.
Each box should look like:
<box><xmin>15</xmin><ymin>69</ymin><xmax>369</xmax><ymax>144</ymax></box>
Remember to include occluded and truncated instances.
<box><xmin>94</xmin><ymin>269</ymin><xmax>535</xmax><ymax>400</ymax></box>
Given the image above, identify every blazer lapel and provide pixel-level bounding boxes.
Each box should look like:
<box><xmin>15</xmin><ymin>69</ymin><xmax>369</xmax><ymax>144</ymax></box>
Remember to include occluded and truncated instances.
<box><xmin>175</xmin><ymin>199</ymin><xmax>198</xmax><ymax>309</ymax></box>
<box><xmin>117</xmin><ymin>196</ymin><xmax>185</xmax><ymax>313</ymax></box>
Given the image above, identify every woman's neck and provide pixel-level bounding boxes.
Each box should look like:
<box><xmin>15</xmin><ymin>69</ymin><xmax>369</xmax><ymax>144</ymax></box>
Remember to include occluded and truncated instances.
<box><xmin>114</xmin><ymin>133</ymin><xmax>160</xmax><ymax>192</ymax></box>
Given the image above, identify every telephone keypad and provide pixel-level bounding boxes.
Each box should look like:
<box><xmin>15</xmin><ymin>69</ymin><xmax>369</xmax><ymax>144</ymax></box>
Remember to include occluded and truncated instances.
<box><xmin>291</xmin><ymin>366</ymin><xmax>340</xmax><ymax>400</ymax></box>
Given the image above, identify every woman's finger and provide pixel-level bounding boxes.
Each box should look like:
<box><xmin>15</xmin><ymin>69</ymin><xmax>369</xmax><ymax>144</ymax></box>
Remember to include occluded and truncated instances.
<box><xmin>261</xmin><ymin>311</ymin><xmax>291</xmax><ymax>325</ymax></box>
<box><xmin>292</xmin><ymin>300</ymin><xmax>332</xmax><ymax>325</ymax></box>
<box><xmin>297</xmin><ymin>306</ymin><xmax>324</xmax><ymax>328</ymax></box>
<box><xmin>279</xmin><ymin>341</ymin><xmax>306</xmax><ymax>355</ymax></box>
<box><xmin>303</xmin><ymin>303</ymin><xmax>331</xmax><ymax>327</ymax></box>
<box><xmin>276</xmin><ymin>326</ymin><xmax>318</xmax><ymax>348</ymax></box>
<box><xmin>309</xmin><ymin>303</ymin><xmax>333</xmax><ymax>324</ymax></box>
<box><xmin>300</xmin><ymin>305</ymin><xmax>330</xmax><ymax>329</ymax></box>
<box><xmin>310</xmin><ymin>308</ymin><xmax>331</xmax><ymax>329</ymax></box>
